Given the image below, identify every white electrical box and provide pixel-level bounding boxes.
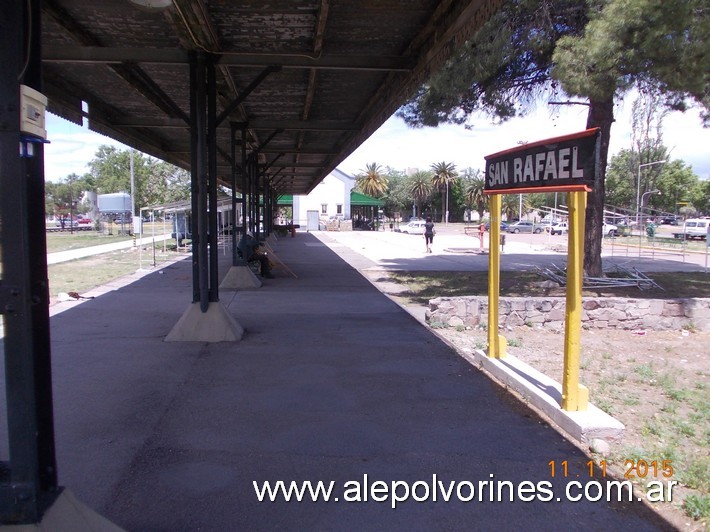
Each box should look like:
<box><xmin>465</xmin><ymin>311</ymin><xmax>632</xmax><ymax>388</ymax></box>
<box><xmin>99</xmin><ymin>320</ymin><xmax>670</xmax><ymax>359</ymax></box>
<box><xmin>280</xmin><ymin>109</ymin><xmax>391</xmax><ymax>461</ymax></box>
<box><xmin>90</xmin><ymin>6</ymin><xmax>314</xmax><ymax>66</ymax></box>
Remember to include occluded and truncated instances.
<box><xmin>20</xmin><ymin>84</ymin><xmax>48</xmax><ymax>140</ymax></box>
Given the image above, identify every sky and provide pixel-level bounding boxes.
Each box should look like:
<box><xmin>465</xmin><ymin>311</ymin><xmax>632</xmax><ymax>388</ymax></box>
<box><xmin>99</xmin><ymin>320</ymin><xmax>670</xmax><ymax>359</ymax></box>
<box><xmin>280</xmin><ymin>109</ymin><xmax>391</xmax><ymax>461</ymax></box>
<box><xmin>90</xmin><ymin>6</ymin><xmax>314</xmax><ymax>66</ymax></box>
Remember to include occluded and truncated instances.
<box><xmin>338</xmin><ymin>100</ymin><xmax>710</xmax><ymax>179</ymax></box>
<box><xmin>44</xmin><ymin>96</ymin><xmax>709</xmax><ymax>183</ymax></box>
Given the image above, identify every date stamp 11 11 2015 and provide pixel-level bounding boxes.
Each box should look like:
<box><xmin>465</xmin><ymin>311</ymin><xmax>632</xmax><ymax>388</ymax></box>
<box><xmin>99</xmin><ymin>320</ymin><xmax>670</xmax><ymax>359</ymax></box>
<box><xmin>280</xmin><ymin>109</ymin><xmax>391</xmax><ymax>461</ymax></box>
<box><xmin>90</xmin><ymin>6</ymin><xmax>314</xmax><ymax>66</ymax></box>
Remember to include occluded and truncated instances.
<box><xmin>548</xmin><ymin>459</ymin><xmax>675</xmax><ymax>479</ymax></box>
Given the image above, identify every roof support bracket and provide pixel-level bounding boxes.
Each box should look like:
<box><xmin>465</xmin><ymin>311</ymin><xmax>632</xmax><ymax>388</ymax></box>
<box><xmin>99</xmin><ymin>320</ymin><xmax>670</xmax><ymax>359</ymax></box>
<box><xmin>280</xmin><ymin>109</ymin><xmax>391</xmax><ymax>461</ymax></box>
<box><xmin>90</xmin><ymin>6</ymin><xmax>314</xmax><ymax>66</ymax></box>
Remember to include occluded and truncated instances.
<box><xmin>216</xmin><ymin>65</ymin><xmax>281</xmax><ymax>127</ymax></box>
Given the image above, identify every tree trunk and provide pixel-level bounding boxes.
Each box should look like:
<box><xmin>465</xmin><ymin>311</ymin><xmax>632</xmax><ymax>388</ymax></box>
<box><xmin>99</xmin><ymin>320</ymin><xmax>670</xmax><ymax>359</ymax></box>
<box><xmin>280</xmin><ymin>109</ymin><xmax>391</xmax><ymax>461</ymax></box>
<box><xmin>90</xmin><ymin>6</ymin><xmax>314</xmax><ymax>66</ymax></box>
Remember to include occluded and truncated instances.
<box><xmin>584</xmin><ymin>97</ymin><xmax>614</xmax><ymax>277</ymax></box>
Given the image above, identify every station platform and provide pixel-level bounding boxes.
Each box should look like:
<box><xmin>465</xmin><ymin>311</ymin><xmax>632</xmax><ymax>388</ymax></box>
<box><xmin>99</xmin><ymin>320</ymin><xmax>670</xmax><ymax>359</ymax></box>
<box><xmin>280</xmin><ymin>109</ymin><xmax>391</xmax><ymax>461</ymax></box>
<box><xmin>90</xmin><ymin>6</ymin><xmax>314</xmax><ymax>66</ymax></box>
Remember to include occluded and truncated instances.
<box><xmin>1</xmin><ymin>230</ymin><xmax>672</xmax><ymax>530</ymax></box>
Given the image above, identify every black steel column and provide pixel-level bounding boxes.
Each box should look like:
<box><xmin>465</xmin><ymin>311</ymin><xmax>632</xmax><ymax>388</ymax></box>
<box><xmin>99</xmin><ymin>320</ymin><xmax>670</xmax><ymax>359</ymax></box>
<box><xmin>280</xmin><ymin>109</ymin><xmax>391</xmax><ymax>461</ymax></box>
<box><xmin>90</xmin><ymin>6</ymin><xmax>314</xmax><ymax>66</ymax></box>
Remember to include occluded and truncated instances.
<box><xmin>264</xmin><ymin>181</ymin><xmax>273</xmax><ymax>236</ymax></box>
<box><xmin>189</xmin><ymin>53</ymin><xmax>200</xmax><ymax>303</ymax></box>
<box><xmin>230</xmin><ymin>124</ymin><xmax>241</xmax><ymax>265</ymax></box>
<box><xmin>0</xmin><ymin>0</ymin><xmax>59</xmax><ymax>523</ymax></box>
<box><xmin>248</xmin><ymin>155</ymin><xmax>258</xmax><ymax>236</ymax></box>
<box><xmin>207</xmin><ymin>57</ymin><xmax>219</xmax><ymax>302</ymax></box>
<box><xmin>241</xmin><ymin>127</ymin><xmax>248</xmax><ymax>241</ymax></box>
<box><xmin>189</xmin><ymin>52</ymin><xmax>209</xmax><ymax>312</ymax></box>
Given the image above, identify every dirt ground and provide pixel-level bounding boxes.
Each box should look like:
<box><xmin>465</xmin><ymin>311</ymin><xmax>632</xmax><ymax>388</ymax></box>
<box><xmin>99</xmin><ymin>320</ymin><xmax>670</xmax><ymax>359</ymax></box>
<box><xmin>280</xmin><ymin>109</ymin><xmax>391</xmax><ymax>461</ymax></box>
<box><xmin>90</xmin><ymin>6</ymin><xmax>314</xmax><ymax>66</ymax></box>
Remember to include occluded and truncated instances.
<box><xmin>433</xmin><ymin>324</ymin><xmax>710</xmax><ymax>531</ymax></box>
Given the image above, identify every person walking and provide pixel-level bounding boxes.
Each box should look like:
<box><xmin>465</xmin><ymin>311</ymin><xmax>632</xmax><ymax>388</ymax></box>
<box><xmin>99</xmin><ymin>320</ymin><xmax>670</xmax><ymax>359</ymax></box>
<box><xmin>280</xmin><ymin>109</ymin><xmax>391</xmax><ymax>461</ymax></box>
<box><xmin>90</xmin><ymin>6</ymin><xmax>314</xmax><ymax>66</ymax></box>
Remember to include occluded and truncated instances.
<box><xmin>424</xmin><ymin>217</ymin><xmax>435</xmax><ymax>253</ymax></box>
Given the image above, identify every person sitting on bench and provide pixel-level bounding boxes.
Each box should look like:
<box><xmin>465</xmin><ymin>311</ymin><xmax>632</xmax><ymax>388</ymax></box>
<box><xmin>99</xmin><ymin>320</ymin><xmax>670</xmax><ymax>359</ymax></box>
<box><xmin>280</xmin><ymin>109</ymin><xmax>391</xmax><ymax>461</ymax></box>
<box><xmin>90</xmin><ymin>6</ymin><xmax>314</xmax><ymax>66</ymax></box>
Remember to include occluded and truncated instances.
<box><xmin>238</xmin><ymin>232</ymin><xmax>274</xmax><ymax>278</ymax></box>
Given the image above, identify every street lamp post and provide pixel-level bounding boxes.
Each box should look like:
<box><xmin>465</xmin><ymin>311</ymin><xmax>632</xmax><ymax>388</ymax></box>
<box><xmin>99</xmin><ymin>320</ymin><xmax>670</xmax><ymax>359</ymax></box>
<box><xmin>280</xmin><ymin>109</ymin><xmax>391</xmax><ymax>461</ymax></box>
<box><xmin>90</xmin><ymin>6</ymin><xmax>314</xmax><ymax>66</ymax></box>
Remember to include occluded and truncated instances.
<box><xmin>636</xmin><ymin>160</ymin><xmax>666</xmax><ymax>227</ymax></box>
<box><xmin>640</xmin><ymin>189</ymin><xmax>661</xmax><ymax>224</ymax></box>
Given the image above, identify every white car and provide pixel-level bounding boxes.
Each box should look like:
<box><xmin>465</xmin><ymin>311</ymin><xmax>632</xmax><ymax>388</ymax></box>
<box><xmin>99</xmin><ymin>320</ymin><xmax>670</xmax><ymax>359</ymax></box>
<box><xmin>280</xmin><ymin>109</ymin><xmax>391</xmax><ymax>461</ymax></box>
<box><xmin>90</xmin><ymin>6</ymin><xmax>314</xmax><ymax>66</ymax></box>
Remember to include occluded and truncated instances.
<box><xmin>548</xmin><ymin>222</ymin><xmax>568</xmax><ymax>235</ymax></box>
<box><xmin>549</xmin><ymin>221</ymin><xmax>617</xmax><ymax>236</ymax></box>
<box><xmin>602</xmin><ymin>222</ymin><xmax>618</xmax><ymax>237</ymax></box>
<box><xmin>398</xmin><ymin>220</ymin><xmax>428</xmax><ymax>234</ymax></box>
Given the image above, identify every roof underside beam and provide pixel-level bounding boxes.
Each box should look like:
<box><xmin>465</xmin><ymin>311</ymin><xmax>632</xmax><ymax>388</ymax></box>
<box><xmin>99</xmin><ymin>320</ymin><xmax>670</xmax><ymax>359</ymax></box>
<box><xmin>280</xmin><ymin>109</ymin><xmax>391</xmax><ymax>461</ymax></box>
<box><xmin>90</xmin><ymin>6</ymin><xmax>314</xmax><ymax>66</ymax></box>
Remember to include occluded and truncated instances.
<box><xmin>42</xmin><ymin>46</ymin><xmax>413</xmax><ymax>71</ymax></box>
<box><xmin>42</xmin><ymin>1</ymin><xmax>188</xmax><ymax>122</ymax></box>
<box><xmin>112</xmin><ymin>117</ymin><xmax>358</xmax><ymax>131</ymax></box>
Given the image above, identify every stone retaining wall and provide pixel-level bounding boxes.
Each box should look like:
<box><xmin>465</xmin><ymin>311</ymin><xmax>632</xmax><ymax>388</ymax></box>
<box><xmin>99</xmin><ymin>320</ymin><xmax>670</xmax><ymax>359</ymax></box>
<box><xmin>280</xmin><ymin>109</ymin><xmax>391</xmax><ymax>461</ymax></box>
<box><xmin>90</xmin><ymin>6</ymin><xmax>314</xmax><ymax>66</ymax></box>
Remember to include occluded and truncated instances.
<box><xmin>426</xmin><ymin>296</ymin><xmax>710</xmax><ymax>331</ymax></box>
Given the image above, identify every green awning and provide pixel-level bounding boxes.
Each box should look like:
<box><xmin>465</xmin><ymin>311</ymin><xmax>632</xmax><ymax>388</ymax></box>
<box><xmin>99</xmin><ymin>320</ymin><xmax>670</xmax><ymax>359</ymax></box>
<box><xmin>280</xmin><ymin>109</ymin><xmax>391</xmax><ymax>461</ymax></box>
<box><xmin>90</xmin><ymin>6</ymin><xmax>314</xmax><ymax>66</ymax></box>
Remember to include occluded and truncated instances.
<box><xmin>350</xmin><ymin>191</ymin><xmax>384</xmax><ymax>206</ymax></box>
<box><xmin>277</xmin><ymin>194</ymin><xmax>293</xmax><ymax>205</ymax></box>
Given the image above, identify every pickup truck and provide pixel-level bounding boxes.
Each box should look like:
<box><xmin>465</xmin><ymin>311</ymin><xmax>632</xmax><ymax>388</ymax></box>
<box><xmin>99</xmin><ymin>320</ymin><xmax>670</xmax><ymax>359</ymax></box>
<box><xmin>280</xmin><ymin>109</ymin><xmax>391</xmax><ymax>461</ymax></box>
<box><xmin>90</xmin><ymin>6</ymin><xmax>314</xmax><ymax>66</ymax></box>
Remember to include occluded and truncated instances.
<box><xmin>672</xmin><ymin>219</ymin><xmax>709</xmax><ymax>240</ymax></box>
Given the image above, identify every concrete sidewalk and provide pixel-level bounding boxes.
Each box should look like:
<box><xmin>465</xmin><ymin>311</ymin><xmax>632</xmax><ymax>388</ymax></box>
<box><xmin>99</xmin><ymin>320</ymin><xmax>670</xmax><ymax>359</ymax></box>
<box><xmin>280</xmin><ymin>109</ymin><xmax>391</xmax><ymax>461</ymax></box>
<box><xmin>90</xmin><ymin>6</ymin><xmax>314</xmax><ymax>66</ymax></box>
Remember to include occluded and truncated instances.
<box><xmin>47</xmin><ymin>234</ymin><xmax>172</xmax><ymax>265</ymax></box>
<box><xmin>1</xmin><ymin>231</ymin><xmax>671</xmax><ymax>530</ymax></box>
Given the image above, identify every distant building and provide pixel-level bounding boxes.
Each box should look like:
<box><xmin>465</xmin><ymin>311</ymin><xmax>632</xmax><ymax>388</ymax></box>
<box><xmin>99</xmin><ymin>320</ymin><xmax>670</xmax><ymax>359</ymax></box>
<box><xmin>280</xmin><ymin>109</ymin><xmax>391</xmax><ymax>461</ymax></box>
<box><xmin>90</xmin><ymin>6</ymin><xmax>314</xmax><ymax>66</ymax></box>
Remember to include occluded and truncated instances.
<box><xmin>277</xmin><ymin>168</ymin><xmax>383</xmax><ymax>231</ymax></box>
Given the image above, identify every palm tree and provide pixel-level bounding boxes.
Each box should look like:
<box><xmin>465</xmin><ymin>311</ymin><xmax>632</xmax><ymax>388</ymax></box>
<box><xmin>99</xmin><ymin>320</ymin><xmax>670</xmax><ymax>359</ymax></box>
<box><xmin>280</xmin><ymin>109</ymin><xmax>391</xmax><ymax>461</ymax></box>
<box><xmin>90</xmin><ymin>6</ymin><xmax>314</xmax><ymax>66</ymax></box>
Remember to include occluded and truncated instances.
<box><xmin>463</xmin><ymin>171</ymin><xmax>487</xmax><ymax>222</ymax></box>
<box><xmin>408</xmin><ymin>170</ymin><xmax>432</xmax><ymax>219</ymax></box>
<box><xmin>356</xmin><ymin>162</ymin><xmax>388</xmax><ymax>197</ymax></box>
<box><xmin>430</xmin><ymin>161</ymin><xmax>458</xmax><ymax>224</ymax></box>
<box><xmin>501</xmin><ymin>194</ymin><xmax>530</xmax><ymax>222</ymax></box>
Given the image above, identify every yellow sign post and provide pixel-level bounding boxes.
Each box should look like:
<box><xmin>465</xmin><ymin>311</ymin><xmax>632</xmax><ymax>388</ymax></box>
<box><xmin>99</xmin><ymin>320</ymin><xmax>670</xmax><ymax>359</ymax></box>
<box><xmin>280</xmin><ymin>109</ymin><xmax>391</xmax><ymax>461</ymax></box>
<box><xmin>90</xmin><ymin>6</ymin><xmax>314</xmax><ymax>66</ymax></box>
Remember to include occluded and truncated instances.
<box><xmin>562</xmin><ymin>190</ymin><xmax>589</xmax><ymax>410</ymax></box>
<box><xmin>487</xmin><ymin>194</ymin><xmax>505</xmax><ymax>359</ymax></box>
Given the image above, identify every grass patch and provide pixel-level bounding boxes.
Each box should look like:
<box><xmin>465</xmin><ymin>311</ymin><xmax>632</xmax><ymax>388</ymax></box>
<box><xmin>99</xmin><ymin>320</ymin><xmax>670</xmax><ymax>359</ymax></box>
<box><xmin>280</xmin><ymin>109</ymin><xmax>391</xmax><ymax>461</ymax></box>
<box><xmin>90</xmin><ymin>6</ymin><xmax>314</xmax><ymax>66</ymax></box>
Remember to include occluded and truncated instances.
<box><xmin>683</xmin><ymin>495</ymin><xmax>710</xmax><ymax>520</ymax></box>
<box><xmin>47</xmin><ymin>246</ymin><xmax>185</xmax><ymax>298</ymax></box>
<box><xmin>46</xmin><ymin>232</ymin><xmax>132</xmax><ymax>253</ymax></box>
<box><xmin>680</xmin><ymin>458</ymin><xmax>710</xmax><ymax>492</ymax></box>
<box><xmin>633</xmin><ymin>362</ymin><xmax>657</xmax><ymax>380</ymax></box>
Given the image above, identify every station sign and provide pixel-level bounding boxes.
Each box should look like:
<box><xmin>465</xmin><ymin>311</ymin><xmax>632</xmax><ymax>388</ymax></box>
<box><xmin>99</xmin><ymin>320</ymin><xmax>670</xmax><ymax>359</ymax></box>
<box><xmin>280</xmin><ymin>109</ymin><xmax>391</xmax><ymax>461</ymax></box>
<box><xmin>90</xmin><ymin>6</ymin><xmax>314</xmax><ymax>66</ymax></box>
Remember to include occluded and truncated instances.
<box><xmin>484</xmin><ymin>128</ymin><xmax>600</xmax><ymax>192</ymax></box>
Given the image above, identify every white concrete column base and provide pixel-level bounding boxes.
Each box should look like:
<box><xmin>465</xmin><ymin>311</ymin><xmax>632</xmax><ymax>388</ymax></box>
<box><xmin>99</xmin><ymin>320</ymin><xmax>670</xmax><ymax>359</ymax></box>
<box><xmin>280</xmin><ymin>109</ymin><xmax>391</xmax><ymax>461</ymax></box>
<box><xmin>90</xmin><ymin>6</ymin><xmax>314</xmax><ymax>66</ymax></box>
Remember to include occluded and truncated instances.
<box><xmin>0</xmin><ymin>489</ymin><xmax>124</xmax><ymax>532</ymax></box>
<box><xmin>219</xmin><ymin>265</ymin><xmax>262</xmax><ymax>289</ymax></box>
<box><xmin>165</xmin><ymin>301</ymin><xmax>244</xmax><ymax>342</ymax></box>
<box><xmin>463</xmin><ymin>349</ymin><xmax>625</xmax><ymax>446</ymax></box>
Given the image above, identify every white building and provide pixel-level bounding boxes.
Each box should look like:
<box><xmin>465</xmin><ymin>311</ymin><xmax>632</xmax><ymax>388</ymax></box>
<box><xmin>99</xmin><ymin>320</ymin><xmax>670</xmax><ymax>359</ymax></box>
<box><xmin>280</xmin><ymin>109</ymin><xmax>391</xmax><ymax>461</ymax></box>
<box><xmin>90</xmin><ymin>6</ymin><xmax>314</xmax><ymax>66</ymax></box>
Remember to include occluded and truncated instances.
<box><xmin>278</xmin><ymin>168</ymin><xmax>383</xmax><ymax>231</ymax></box>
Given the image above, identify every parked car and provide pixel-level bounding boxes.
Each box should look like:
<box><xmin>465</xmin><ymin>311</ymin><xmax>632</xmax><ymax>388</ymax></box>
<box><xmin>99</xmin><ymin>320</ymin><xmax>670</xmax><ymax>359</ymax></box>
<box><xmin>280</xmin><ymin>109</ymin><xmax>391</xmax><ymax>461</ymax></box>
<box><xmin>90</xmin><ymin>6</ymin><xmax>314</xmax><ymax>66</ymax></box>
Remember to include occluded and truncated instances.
<box><xmin>484</xmin><ymin>221</ymin><xmax>509</xmax><ymax>232</ymax></box>
<box><xmin>549</xmin><ymin>221</ymin><xmax>617</xmax><ymax>236</ymax></box>
<box><xmin>112</xmin><ymin>214</ymin><xmax>132</xmax><ymax>224</ymax></box>
<box><xmin>398</xmin><ymin>220</ymin><xmax>428</xmax><ymax>234</ymax></box>
<box><xmin>602</xmin><ymin>222</ymin><xmax>618</xmax><ymax>237</ymax></box>
<box><xmin>54</xmin><ymin>217</ymin><xmax>78</xmax><ymax>228</ymax></box>
<box><xmin>548</xmin><ymin>222</ymin><xmax>568</xmax><ymax>235</ymax></box>
<box><xmin>507</xmin><ymin>221</ymin><xmax>543</xmax><ymax>234</ymax></box>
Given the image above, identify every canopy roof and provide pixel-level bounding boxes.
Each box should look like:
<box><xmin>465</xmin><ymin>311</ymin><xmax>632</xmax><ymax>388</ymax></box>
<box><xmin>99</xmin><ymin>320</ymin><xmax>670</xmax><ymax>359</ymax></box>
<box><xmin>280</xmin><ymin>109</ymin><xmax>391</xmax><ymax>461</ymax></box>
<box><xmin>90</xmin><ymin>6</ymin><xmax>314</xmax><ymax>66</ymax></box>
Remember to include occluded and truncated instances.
<box><xmin>350</xmin><ymin>191</ymin><xmax>385</xmax><ymax>207</ymax></box>
<box><xmin>41</xmin><ymin>0</ymin><xmax>500</xmax><ymax>195</ymax></box>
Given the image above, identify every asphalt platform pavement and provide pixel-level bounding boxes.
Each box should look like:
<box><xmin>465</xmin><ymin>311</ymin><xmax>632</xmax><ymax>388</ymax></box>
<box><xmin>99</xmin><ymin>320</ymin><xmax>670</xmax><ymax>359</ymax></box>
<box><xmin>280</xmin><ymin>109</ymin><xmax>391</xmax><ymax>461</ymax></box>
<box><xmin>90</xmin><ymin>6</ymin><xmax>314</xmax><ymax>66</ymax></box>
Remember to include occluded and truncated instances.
<box><xmin>1</xmin><ymin>227</ymin><xmax>687</xmax><ymax>531</ymax></box>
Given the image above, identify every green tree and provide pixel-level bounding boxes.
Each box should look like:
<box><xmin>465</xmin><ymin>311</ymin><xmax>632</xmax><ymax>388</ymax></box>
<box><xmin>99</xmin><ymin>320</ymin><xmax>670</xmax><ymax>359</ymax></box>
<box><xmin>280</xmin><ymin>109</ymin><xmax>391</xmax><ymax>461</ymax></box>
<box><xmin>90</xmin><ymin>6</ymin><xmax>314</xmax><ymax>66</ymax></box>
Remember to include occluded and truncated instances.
<box><xmin>399</xmin><ymin>0</ymin><xmax>708</xmax><ymax>275</ymax></box>
<box><xmin>604</xmin><ymin>150</ymin><xmax>638</xmax><ymax>209</ymax></box>
<box><xmin>409</xmin><ymin>170</ymin><xmax>433</xmax><ymax>219</ymax></box>
<box><xmin>448</xmin><ymin>178</ymin><xmax>467</xmax><ymax>222</ymax></box>
<box><xmin>462</xmin><ymin>169</ymin><xmax>487</xmax><ymax>221</ymax></box>
<box><xmin>380</xmin><ymin>167</ymin><xmax>409</xmax><ymax>218</ymax></box>
<box><xmin>88</xmin><ymin>145</ymin><xmax>191</xmax><ymax>213</ymax></box>
<box><xmin>430</xmin><ymin>161</ymin><xmax>458</xmax><ymax>223</ymax></box>
<box><xmin>355</xmin><ymin>163</ymin><xmax>389</xmax><ymax>197</ymax></box>
<box><xmin>502</xmin><ymin>194</ymin><xmax>528</xmax><ymax>222</ymax></box>
<box><xmin>552</xmin><ymin>0</ymin><xmax>707</xmax><ymax>272</ymax></box>
<box><xmin>527</xmin><ymin>193</ymin><xmax>549</xmax><ymax>215</ymax></box>
<box><xmin>604</xmin><ymin>150</ymin><xmax>699</xmax><ymax>216</ymax></box>
<box><xmin>45</xmin><ymin>173</ymin><xmax>88</xmax><ymax>219</ymax></box>
<box><xmin>657</xmin><ymin>161</ymin><xmax>704</xmax><ymax>214</ymax></box>
<box><xmin>688</xmin><ymin>180</ymin><xmax>710</xmax><ymax>215</ymax></box>
<box><xmin>89</xmin><ymin>146</ymin><xmax>148</xmax><ymax>213</ymax></box>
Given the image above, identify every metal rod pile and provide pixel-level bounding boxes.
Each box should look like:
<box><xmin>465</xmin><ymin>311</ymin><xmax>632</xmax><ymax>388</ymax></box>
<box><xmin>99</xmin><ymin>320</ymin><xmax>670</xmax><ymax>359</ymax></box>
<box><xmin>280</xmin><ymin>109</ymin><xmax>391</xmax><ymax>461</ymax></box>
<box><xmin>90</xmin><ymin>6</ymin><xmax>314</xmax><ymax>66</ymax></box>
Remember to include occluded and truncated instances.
<box><xmin>535</xmin><ymin>263</ymin><xmax>663</xmax><ymax>291</ymax></box>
